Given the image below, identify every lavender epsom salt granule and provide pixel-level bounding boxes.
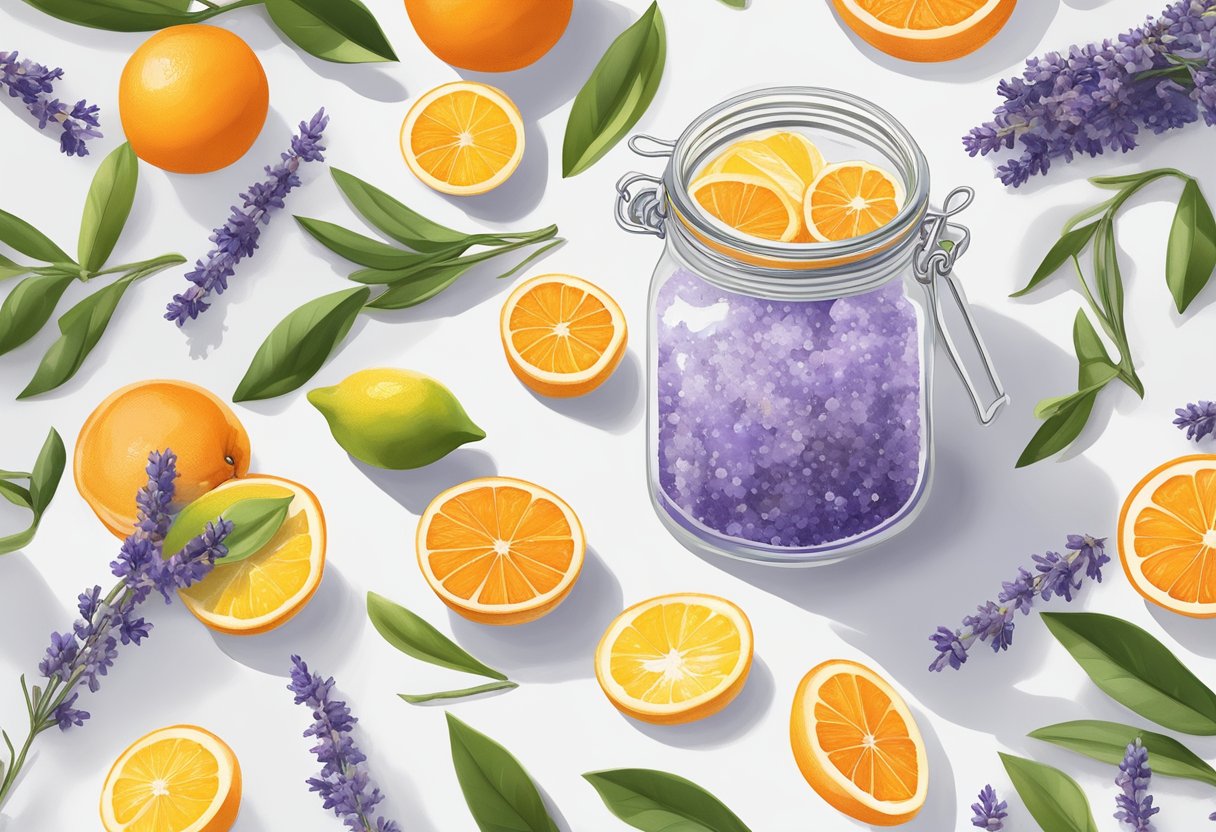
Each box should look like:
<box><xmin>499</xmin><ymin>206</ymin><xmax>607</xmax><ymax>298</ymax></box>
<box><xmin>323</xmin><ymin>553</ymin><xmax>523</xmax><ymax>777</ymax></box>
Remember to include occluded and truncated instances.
<box><xmin>655</xmin><ymin>268</ymin><xmax>925</xmax><ymax>550</ymax></box>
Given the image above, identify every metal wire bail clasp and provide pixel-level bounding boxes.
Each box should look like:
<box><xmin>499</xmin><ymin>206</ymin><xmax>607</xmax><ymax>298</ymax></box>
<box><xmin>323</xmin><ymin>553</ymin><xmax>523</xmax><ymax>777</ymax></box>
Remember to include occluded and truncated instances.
<box><xmin>614</xmin><ymin>135</ymin><xmax>675</xmax><ymax>238</ymax></box>
<box><xmin>913</xmin><ymin>186</ymin><xmax>1010</xmax><ymax>426</ymax></box>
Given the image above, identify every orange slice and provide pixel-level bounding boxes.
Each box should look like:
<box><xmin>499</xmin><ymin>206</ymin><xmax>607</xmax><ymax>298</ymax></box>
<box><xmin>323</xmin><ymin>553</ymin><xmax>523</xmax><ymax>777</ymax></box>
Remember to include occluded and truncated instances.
<box><xmin>500</xmin><ymin>273</ymin><xmax>628</xmax><ymax>398</ymax></box>
<box><xmin>1119</xmin><ymin>455</ymin><xmax>1216</xmax><ymax>618</ymax></box>
<box><xmin>804</xmin><ymin>161</ymin><xmax>905</xmax><ymax>242</ymax></box>
<box><xmin>690</xmin><ymin>172</ymin><xmax>801</xmax><ymax>242</ymax></box>
<box><xmin>595</xmin><ymin>593</ymin><xmax>753</xmax><ymax>725</ymax></box>
<box><xmin>100</xmin><ymin>725</ymin><xmax>241</xmax><ymax>832</ymax></box>
<box><xmin>791</xmin><ymin>660</ymin><xmax>928</xmax><ymax>826</ymax></box>
<box><xmin>417</xmin><ymin>477</ymin><xmax>585</xmax><ymax>624</ymax></box>
<box><xmin>701</xmin><ymin>140</ymin><xmax>807</xmax><ymax>205</ymax></box>
<box><xmin>755</xmin><ymin>130</ymin><xmax>827</xmax><ymax>189</ymax></box>
<box><xmin>163</xmin><ymin>476</ymin><xmax>326</xmax><ymax>635</ymax></box>
<box><xmin>832</xmin><ymin>0</ymin><xmax>1016</xmax><ymax>62</ymax></box>
<box><xmin>400</xmin><ymin>81</ymin><xmax>525</xmax><ymax>196</ymax></box>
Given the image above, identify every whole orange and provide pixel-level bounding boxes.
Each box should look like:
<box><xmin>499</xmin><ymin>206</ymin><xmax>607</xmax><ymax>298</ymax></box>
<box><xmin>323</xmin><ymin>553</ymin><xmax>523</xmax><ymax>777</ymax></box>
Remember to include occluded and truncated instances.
<box><xmin>75</xmin><ymin>380</ymin><xmax>251</xmax><ymax>538</ymax></box>
<box><xmin>404</xmin><ymin>0</ymin><xmax>572</xmax><ymax>72</ymax></box>
<box><xmin>119</xmin><ymin>25</ymin><xmax>269</xmax><ymax>174</ymax></box>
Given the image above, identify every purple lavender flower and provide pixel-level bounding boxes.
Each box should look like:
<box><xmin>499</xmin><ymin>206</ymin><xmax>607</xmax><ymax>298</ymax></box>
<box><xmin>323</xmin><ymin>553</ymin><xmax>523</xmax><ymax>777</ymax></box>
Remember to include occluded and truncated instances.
<box><xmin>929</xmin><ymin>534</ymin><xmax>1109</xmax><ymax>671</ymax></box>
<box><xmin>38</xmin><ymin>450</ymin><xmax>231</xmax><ymax>729</ymax></box>
<box><xmin>288</xmin><ymin>656</ymin><xmax>401</xmax><ymax>832</ymax></box>
<box><xmin>1174</xmin><ymin>401</ymin><xmax>1216</xmax><ymax>441</ymax></box>
<box><xmin>971</xmin><ymin>784</ymin><xmax>1008</xmax><ymax>830</ymax></box>
<box><xmin>0</xmin><ymin>51</ymin><xmax>100</xmax><ymax>156</ymax></box>
<box><xmin>165</xmin><ymin>109</ymin><xmax>329</xmax><ymax>325</ymax></box>
<box><xmin>964</xmin><ymin>1</ymin><xmax>1216</xmax><ymax>186</ymax></box>
<box><xmin>1115</xmin><ymin>740</ymin><xmax>1160</xmax><ymax>830</ymax></box>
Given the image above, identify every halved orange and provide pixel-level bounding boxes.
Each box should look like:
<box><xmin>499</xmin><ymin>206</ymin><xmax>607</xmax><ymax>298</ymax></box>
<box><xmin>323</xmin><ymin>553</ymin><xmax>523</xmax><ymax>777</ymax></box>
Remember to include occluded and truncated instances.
<box><xmin>833</xmin><ymin>0</ymin><xmax>1016</xmax><ymax>62</ymax></box>
<box><xmin>1119</xmin><ymin>455</ymin><xmax>1216</xmax><ymax>618</ymax></box>
<box><xmin>690</xmin><ymin>172</ymin><xmax>801</xmax><ymax>242</ymax></box>
<box><xmin>804</xmin><ymin>161</ymin><xmax>905</xmax><ymax>242</ymax></box>
<box><xmin>500</xmin><ymin>273</ymin><xmax>628</xmax><ymax>398</ymax></box>
<box><xmin>162</xmin><ymin>476</ymin><xmax>326</xmax><ymax>635</ymax></box>
<box><xmin>595</xmin><ymin>593</ymin><xmax>753</xmax><ymax>725</ymax></box>
<box><xmin>417</xmin><ymin>477</ymin><xmax>585</xmax><ymax>624</ymax></box>
<box><xmin>791</xmin><ymin>659</ymin><xmax>927</xmax><ymax>826</ymax></box>
<box><xmin>100</xmin><ymin>724</ymin><xmax>241</xmax><ymax>832</ymax></box>
<box><xmin>400</xmin><ymin>81</ymin><xmax>525</xmax><ymax>196</ymax></box>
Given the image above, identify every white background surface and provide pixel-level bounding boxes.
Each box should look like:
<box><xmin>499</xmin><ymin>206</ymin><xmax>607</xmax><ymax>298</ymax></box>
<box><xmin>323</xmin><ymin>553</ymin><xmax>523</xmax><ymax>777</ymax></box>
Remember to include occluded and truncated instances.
<box><xmin>1</xmin><ymin>0</ymin><xmax>1215</xmax><ymax>829</ymax></box>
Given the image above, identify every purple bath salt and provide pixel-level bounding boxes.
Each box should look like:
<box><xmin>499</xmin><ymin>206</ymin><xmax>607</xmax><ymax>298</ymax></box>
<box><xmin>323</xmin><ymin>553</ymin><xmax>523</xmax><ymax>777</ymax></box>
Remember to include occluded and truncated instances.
<box><xmin>655</xmin><ymin>269</ymin><xmax>925</xmax><ymax>550</ymax></box>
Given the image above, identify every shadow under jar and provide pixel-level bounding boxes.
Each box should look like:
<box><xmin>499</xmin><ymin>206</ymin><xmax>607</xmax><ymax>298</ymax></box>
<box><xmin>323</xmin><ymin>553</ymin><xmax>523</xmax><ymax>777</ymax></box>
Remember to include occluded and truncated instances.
<box><xmin>617</xmin><ymin>88</ymin><xmax>1009</xmax><ymax>566</ymax></box>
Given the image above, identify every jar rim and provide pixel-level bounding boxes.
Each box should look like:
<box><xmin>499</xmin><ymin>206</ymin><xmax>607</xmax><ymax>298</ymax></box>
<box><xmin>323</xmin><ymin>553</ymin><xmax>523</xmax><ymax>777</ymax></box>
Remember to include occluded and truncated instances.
<box><xmin>663</xmin><ymin>86</ymin><xmax>931</xmax><ymax>277</ymax></box>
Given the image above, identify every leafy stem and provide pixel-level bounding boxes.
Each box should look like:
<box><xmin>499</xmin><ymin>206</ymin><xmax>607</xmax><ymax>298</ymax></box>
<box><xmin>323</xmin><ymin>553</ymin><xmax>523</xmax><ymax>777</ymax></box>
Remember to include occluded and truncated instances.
<box><xmin>1015</xmin><ymin>168</ymin><xmax>1216</xmax><ymax>466</ymax></box>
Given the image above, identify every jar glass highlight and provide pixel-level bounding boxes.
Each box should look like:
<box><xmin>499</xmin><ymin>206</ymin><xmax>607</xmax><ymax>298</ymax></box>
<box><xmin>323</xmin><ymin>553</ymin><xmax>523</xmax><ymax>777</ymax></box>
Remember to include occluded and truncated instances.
<box><xmin>616</xmin><ymin>88</ymin><xmax>1008</xmax><ymax>566</ymax></box>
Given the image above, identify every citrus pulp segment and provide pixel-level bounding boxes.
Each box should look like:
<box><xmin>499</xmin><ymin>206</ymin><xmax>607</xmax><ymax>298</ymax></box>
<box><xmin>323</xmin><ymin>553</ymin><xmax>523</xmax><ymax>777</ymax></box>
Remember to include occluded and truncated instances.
<box><xmin>804</xmin><ymin>161</ymin><xmax>906</xmax><ymax>242</ymax></box>
<box><xmin>417</xmin><ymin>477</ymin><xmax>585</xmax><ymax>624</ymax></box>
<box><xmin>595</xmin><ymin>593</ymin><xmax>753</xmax><ymax>724</ymax></box>
<box><xmin>500</xmin><ymin>274</ymin><xmax>628</xmax><ymax>398</ymax></box>
<box><xmin>690</xmin><ymin>172</ymin><xmax>802</xmax><ymax>242</ymax></box>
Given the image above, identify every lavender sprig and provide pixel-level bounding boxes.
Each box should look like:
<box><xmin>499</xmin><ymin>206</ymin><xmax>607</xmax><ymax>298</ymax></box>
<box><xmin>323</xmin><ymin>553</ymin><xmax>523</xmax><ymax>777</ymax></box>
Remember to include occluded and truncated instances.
<box><xmin>971</xmin><ymin>784</ymin><xmax>1008</xmax><ymax>830</ymax></box>
<box><xmin>165</xmin><ymin>109</ymin><xmax>329</xmax><ymax>326</ymax></box>
<box><xmin>288</xmin><ymin>656</ymin><xmax>401</xmax><ymax>832</ymax></box>
<box><xmin>0</xmin><ymin>450</ymin><xmax>230</xmax><ymax>810</ymax></box>
<box><xmin>0</xmin><ymin>50</ymin><xmax>100</xmax><ymax>156</ymax></box>
<box><xmin>1174</xmin><ymin>401</ymin><xmax>1216</xmax><ymax>441</ymax></box>
<box><xmin>1115</xmin><ymin>740</ymin><xmax>1160</xmax><ymax>830</ymax></box>
<box><xmin>930</xmin><ymin>535</ymin><xmax>1109</xmax><ymax>671</ymax></box>
<box><xmin>964</xmin><ymin>0</ymin><xmax>1216</xmax><ymax>186</ymax></box>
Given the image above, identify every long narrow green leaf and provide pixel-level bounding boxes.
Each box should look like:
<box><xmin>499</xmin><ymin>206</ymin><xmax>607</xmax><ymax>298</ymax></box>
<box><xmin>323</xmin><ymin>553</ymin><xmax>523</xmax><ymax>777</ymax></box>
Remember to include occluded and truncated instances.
<box><xmin>1000</xmin><ymin>753</ymin><xmax>1098</xmax><ymax>832</ymax></box>
<box><xmin>330</xmin><ymin>168</ymin><xmax>469</xmax><ymax>250</ymax></box>
<box><xmin>20</xmin><ymin>0</ymin><xmax>197</xmax><ymax>31</ymax></box>
<box><xmin>0</xmin><ymin>207</ymin><xmax>72</xmax><ymax>265</ymax></box>
<box><xmin>78</xmin><ymin>143</ymin><xmax>139</xmax><ymax>273</ymax></box>
<box><xmin>1165</xmin><ymin>177</ymin><xmax>1216</xmax><ymax>313</ymax></box>
<box><xmin>0</xmin><ymin>270</ymin><xmax>78</xmax><ymax>357</ymax></box>
<box><xmin>264</xmin><ymin>0</ymin><xmax>397</xmax><ymax>63</ymax></box>
<box><xmin>1012</xmin><ymin>223</ymin><xmax>1099</xmax><ymax>298</ymax></box>
<box><xmin>399</xmin><ymin>681</ymin><xmax>518</xmax><ymax>705</ymax></box>
<box><xmin>1016</xmin><ymin>390</ymin><xmax>1099</xmax><ymax>468</ymax></box>
<box><xmin>585</xmin><ymin>769</ymin><xmax>753</xmax><ymax>832</ymax></box>
<box><xmin>295</xmin><ymin>216</ymin><xmax>421</xmax><ymax>270</ymax></box>
<box><xmin>1030</xmin><ymin>720</ymin><xmax>1216</xmax><ymax>788</ymax></box>
<box><xmin>367</xmin><ymin>592</ymin><xmax>508</xmax><ymax>680</ymax></box>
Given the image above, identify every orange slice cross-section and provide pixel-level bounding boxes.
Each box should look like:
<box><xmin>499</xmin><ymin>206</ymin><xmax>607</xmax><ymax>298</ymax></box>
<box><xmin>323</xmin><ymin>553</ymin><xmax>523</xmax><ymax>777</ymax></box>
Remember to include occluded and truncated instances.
<box><xmin>804</xmin><ymin>161</ymin><xmax>905</xmax><ymax>242</ymax></box>
<box><xmin>417</xmin><ymin>477</ymin><xmax>585</xmax><ymax>624</ymax></box>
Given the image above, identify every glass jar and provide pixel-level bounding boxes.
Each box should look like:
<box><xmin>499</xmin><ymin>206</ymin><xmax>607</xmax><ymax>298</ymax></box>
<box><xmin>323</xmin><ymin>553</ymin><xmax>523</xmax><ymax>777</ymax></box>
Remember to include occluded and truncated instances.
<box><xmin>616</xmin><ymin>88</ymin><xmax>1008</xmax><ymax>566</ymax></box>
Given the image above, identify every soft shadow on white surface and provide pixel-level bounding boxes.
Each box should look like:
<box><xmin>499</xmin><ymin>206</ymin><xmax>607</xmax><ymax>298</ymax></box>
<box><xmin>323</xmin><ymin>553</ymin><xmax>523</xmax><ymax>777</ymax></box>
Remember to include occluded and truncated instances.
<box><xmin>830</xmin><ymin>0</ymin><xmax>1060</xmax><ymax>82</ymax></box>
<box><xmin>526</xmin><ymin>350</ymin><xmax>643</xmax><ymax>435</ymax></box>
<box><xmin>1148</xmin><ymin>603</ymin><xmax>1216</xmax><ymax>660</ymax></box>
<box><xmin>447</xmin><ymin>546</ymin><xmax>622</xmax><ymax>683</ymax></box>
<box><xmin>688</xmin><ymin>308</ymin><xmax>1119</xmax><ymax>739</ymax></box>
<box><xmin>353</xmin><ymin>448</ymin><xmax>498</xmax><ymax>515</ymax></box>
<box><xmin>631</xmin><ymin>657</ymin><xmax>775</xmax><ymax>750</ymax></box>
<box><xmin>210</xmin><ymin>562</ymin><xmax>363</xmax><ymax>677</ymax></box>
<box><xmin>0</xmin><ymin>555</ymin><xmax>63</xmax><ymax>667</ymax></box>
<box><xmin>298</xmin><ymin>55</ymin><xmax>408</xmax><ymax>104</ymax></box>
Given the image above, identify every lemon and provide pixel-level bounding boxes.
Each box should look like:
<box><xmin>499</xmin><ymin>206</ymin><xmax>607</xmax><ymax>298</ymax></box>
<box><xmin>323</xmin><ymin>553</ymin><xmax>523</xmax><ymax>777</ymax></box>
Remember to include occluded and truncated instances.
<box><xmin>308</xmin><ymin>369</ymin><xmax>485</xmax><ymax>470</ymax></box>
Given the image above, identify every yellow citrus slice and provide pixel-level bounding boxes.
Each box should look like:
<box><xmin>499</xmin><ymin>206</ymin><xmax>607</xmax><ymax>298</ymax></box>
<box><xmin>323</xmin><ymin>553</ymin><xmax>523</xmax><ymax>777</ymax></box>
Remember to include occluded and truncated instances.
<box><xmin>755</xmin><ymin>130</ymin><xmax>827</xmax><ymax>189</ymax></box>
<box><xmin>791</xmin><ymin>659</ymin><xmax>928</xmax><ymax>826</ymax></box>
<box><xmin>417</xmin><ymin>477</ymin><xmax>585</xmax><ymax>624</ymax></box>
<box><xmin>100</xmin><ymin>724</ymin><xmax>241</xmax><ymax>832</ymax></box>
<box><xmin>1119</xmin><ymin>455</ymin><xmax>1216</xmax><ymax>618</ymax></box>
<box><xmin>500</xmin><ymin>273</ymin><xmax>628</xmax><ymax>398</ymax></box>
<box><xmin>804</xmin><ymin>161</ymin><xmax>905</xmax><ymax>242</ymax></box>
<box><xmin>400</xmin><ymin>81</ymin><xmax>525</xmax><ymax>196</ymax></box>
<box><xmin>832</xmin><ymin>0</ymin><xmax>1016</xmax><ymax>62</ymax></box>
<box><xmin>165</xmin><ymin>476</ymin><xmax>326</xmax><ymax>635</ymax></box>
<box><xmin>701</xmin><ymin>140</ymin><xmax>807</xmax><ymax>205</ymax></box>
<box><xmin>690</xmin><ymin>172</ymin><xmax>801</xmax><ymax>243</ymax></box>
<box><xmin>595</xmin><ymin>593</ymin><xmax>753</xmax><ymax>725</ymax></box>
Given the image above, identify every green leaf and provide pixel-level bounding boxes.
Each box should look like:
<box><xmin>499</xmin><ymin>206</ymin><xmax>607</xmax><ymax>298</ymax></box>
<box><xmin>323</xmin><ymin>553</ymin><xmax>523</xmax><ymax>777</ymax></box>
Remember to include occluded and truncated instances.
<box><xmin>295</xmin><ymin>217</ymin><xmax>421</xmax><ymax>269</ymax></box>
<box><xmin>354</xmin><ymin>228</ymin><xmax>558</xmax><ymax>286</ymax></box>
<box><xmin>233</xmin><ymin>286</ymin><xmax>370</xmax><ymax>402</ymax></box>
<box><xmin>399</xmin><ymin>681</ymin><xmax>518</xmax><ymax>705</ymax></box>
<box><xmin>1000</xmin><ymin>753</ymin><xmax>1098</xmax><ymax>832</ymax></box>
<box><xmin>0</xmin><ymin>207</ymin><xmax>72</xmax><ymax>265</ymax></box>
<box><xmin>1165</xmin><ymin>177</ymin><xmax>1216</xmax><ymax>313</ymax></box>
<box><xmin>19</xmin><ymin>272</ymin><xmax>142</xmax><ymax>399</ymax></box>
<box><xmin>1029</xmin><ymin>720</ymin><xmax>1216</xmax><ymax>788</ymax></box>
<box><xmin>165</xmin><ymin>495</ymin><xmax>293</xmax><ymax>565</ymax></box>
<box><xmin>264</xmin><ymin>0</ymin><xmax>397</xmax><ymax>63</ymax></box>
<box><xmin>330</xmin><ymin>169</ymin><xmax>468</xmax><ymax>251</ymax></box>
<box><xmin>447</xmin><ymin>713</ymin><xmax>560</xmax><ymax>832</ymax></box>
<box><xmin>1033</xmin><ymin>311</ymin><xmax>1120</xmax><ymax>421</ymax></box>
<box><xmin>1090</xmin><ymin>170</ymin><xmax>1170</xmax><ymax>190</ymax></box>
<box><xmin>0</xmin><ymin>253</ymin><xmax>30</xmax><ymax>281</ymax></box>
<box><xmin>562</xmin><ymin>2</ymin><xmax>666</xmax><ymax>178</ymax></box>
<box><xmin>1094</xmin><ymin>220</ymin><xmax>1127</xmax><ymax>347</ymax></box>
<box><xmin>584</xmin><ymin>769</ymin><xmax>753</xmax><ymax>832</ymax></box>
<box><xmin>367</xmin><ymin>592</ymin><xmax>507</xmax><ymax>680</ymax></box>
<box><xmin>19</xmin><ymin>0</ymin><xmax>197</xmax><ymax>31</ymax></box>
<box><xmin>0</xmin><ymin>271</ymin><xmax>78</xmax><ymax>357</ymax></box>
<box><xmin>1072</xmin><ymin>310</ymin><xmax>1113</xmax><ymax>370</ymax></box>
<box><xmin>78</xmin><ymin>143</ymin><xmax>139</xmax><ymax>274</ymax></box>
<box><xmin>1042</xmin><ymin>612</ymin><xmax>1216</xmax><ymax>734</ymax></box>
<box><xmin>28</xmin><ymin>428</ymin><xmax>65</xmax><ymax>516</ymax></box>
<box><xmin>1016</xmin><ymin>389</ymin><xmax>1099</xmax><ymax>468</ymax></box>
<box><xmin>1012</xmin><ymin>223</ymin><xmax>1098</xmax><ymax>298</ymax></box>
<box><xmin>0</xmin><ymin>428</ymin><xmax>63</xmax><ymax>555</ymax></box>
